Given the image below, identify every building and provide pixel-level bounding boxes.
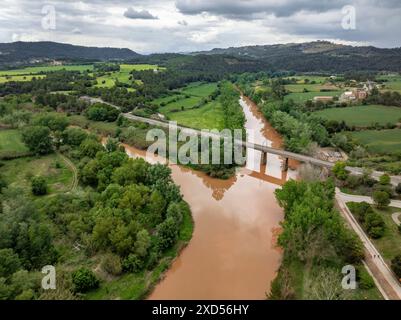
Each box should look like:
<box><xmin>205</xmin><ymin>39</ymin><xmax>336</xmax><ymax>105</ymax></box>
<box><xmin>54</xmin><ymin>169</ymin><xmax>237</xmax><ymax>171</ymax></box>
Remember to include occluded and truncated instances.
<box><xmin>339</xmin><ymin>91</ymin><xmax>357</xmax><ymax>102</ymax></box>
<box><xmin>313</xmin><ymin>96</ymin><xmax>334</xmax><ymax>103</ymax></box>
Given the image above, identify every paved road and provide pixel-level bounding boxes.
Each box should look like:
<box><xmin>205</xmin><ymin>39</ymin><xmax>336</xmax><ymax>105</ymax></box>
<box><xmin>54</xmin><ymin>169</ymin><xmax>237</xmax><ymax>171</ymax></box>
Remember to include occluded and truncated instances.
<box><xmin>392</xmin><ymin>213</ymin><xmax>401</xmax><ymax>226</ymax></box>
<box><xmin>336</xmin><ymin>189</ymin><xmax>401</xmax><ymax>300</ymax></box>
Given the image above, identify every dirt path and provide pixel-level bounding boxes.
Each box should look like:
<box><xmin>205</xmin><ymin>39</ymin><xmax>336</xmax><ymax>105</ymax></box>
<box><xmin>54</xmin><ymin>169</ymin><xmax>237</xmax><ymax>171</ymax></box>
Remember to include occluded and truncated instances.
<box><xmin>57</xmin><ymin>152</ymin><xmax>78</xmax><ymax>192</ymax></box>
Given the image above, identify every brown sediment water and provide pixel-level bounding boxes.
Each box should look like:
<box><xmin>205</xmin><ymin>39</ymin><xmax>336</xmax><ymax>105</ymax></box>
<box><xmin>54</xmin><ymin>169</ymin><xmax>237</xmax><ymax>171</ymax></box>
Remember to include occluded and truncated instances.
<box><xmin>122</xmin><ymin>96</ymin><xmax>295</xmax><ymax>300</ymax></box>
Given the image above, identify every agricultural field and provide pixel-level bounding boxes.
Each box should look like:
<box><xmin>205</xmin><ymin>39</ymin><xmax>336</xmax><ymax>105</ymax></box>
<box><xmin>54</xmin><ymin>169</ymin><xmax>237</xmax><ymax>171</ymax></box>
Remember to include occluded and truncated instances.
<box><xmin>167</xmin><ymin>101</ymin><xmax>225</xmax><ymax>130</ymax></box>
<box><xmin>315</xmin><ymin>105</ymin><xmax>401</xmax><ymax>127</ymax></box>
<box><xmin>350</xmin><ymin>129</ymin><xmax>401</xmax><ymax>154</ymax></box>
<box><xmin>94</xmin><ymin>64</ymin><xmax>162</xmax><ymax>89</ymax></box>
<box><xmin>153</xmin><ymin>82</ymin><xmax>223</xmax><ymax>130</ymax></box>
<box><xmin>0</xmin><ymin>64</ymin><xmax>93</xmax><ymax>76</ymax></box>
<box><xmin>284</xmin><ymin>90</ymin><xmax>342</xmax><ymax>103</ymax></box>
<box><xmin>0</xmin><ymin>153</ymin><xmax>74</xmax><ymax>195</ymax></box>
<box><xmin>377</xmin><ymin>74</ymin><xmax>401</xmax><ymax>93</ymax></box>
<box><xmin>0</xmin><ymin>74</ymin><xmax>46</xmax><ymax>83</ymax></box>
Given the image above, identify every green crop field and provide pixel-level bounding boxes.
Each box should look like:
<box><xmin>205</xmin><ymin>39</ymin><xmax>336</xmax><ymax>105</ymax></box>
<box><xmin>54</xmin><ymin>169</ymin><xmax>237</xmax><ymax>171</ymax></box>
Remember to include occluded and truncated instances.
<box><xmin>167</xmin><ymin>101</ymin><xmax>225</xmax><ymax>130</ymax></box>
<box><xmin>0</xmin><ymin>74</ymin><xmax>46</xmax><ymax>83</ymax></box>
<box><xmin>350</xmin><ymin>129</ymin><xmax>401</xmax><ymax>154</ymax></box>
<box><xmin>95</xmin><ymin>64</ymin><xmax>160</xmax><ymax>88</ymax></box>
<box><xmin>0</xmin><ymin>64</ymin><xmax>94</xmax><ymax>76</ymax></box>
<box><xmin>159</xmin><ymin>96</ymin><xmax>202</xmax><ymax>113</ymax></box>
<box><xmin>179</xmin><ymin>82</ymin><xmax>218</xmax><ymax>97</ymax></box>
<box><xmin>0</xmin><ymin>129</ymin><xmax>29</xmax><ymax>154</ymax></box>
<box><xmin>284</xmin><ymin>90</ymin><xmax>342</xmax><ymax>103</ymax></box>
<box><xmin>154</xmin><ymin>82</ymin><xmax>224</xmax><ymax>130</ymax></box>
<box><xmin>315</xmin><ymin>105</ymin><xmax>401</xmax><ymax>127</ymax></box>
<box><xmin>377</xmin><ymin>74</ymin><xmax>401</xmax><ymax>93</ymax></box>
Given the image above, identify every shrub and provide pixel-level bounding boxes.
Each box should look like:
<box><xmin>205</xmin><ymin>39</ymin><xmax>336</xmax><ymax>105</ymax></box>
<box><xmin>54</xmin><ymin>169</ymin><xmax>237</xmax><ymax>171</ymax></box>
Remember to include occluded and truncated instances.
<box><xmin>396</xmin><ymin>183</ymin><xmax>401</xmax><ymax>195</ymax></box>
<box><xmin>101</xmin><ymin>253</ymin><xmax>122</xmax><ymax>276</ymax></box>
<box><xmin>122</xmin><ymin>254</ymin><xmax>144</xmax><ymax>273</ymax></box>
<box><xmin>71</xmin><ymin>268</ymin><xmax>99</xmax><ymax>293</ymax></box>
<box><xmin>357</xmin><ymin>267</ymin><xmax>375</xmax><ymax>289</ymax></box>
<box><xmin>379</xmin><ymin>174</ymin><xmax>391</xmax><ymax>186</ymax></box>
<box><xmin>31</xmin><ymin>176</ymin><xmax>48</xmax><ymax>196</ymax></box>
<box><xmin>373</xmin><ymin>191</ymin><xmax>391</xmax><ymax>209</ymax></box>
<box><xmin>391</xmin><ymin>255</ymin><xmax>401</xmax><ymax>279</ymax></box>
<box><xmin>332</xmin><ymin>162</ymin><xmax>349</xmax><ymax>181</ymax></box>
<box><xmin>364</xmin><ymin>212</ymin><xmax>386</xmax><ymax>239</ymax></box>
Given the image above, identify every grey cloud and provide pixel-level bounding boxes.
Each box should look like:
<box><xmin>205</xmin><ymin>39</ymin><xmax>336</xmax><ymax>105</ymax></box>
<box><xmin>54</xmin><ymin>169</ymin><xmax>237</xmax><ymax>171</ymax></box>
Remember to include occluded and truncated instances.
<box><xmin>178</xmin><ymin>20</ymin><xmax>188</xmax><ymax>26</ymax></box>
<box><xmin>124</xmin><ymin>7</ymin><xmax>158</xmax><ymax>20</ymax></box>
<box><xmin>175</xmin><ymin>0</ymin><xmax>350</xmax><ymax>18</ymax></box>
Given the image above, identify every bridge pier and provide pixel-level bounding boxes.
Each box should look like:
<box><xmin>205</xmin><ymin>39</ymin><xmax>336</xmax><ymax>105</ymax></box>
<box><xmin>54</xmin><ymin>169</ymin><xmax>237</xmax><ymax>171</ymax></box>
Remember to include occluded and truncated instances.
<box><xmin>261</xmin><ymin>152</ymin><xmax>267</xmax><ymax>165</ymax></box>
<box><xmin>283</xmin><ymin>157</ymin><xmax>289</xmax><ymax>172</ymax></box>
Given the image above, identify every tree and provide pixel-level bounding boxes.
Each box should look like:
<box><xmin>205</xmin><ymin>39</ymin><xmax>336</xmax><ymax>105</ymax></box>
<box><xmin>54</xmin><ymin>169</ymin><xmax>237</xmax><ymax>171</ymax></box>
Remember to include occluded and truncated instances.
<box><xmin>134</xmin><ymin>229</ymin><xmax>151</xmax><ymax>258</ymax></box>
<box><xmin>391</xmin><ymin>255</ymin><xmax>401</xmax><ymax>279</ymax></box>
<box><xmin>0</xmin><ymin>249</ymin><xmax>21</xmax><ymax>278</ymax></box>
<box><xmin>79</xmin><ymin>139</ymin><xmax>104</xmax><ymax>158</ymax></box>
<box><xmin>71</xmin><ymin>268</ymin><xmax>99</xmax><ymax>293</ymax></box>
<box><xmin>33</xmin><ymin>114</ymin><xmax>69</xmax><ymax>132</ymax></box>
<box><xmin>105</xmin><ymin>138</ymin><xmax>119</xmax><ymax>153</ymax></box>
<box><xmin>332</xmin><ymin>162</ymin><xmax>349</xmax><ymax>181</ymax></box>
<box><xmin>156</xmin><ymin>217</ymin><xmax>179</xmax><ymax>251</ymax></box>
<box><xmin>379</xmin><ymin>174</ymin><xmax>391</xmax><ymax>185</ymax></box>
<box><xmin>373</xmin><ymin>191</ymin><xmax>390</xmax><ymax>209</ymax></box>
<box><xmin>31</xmin><ymin>176</ymin><xmax>48</xmax><ymax>196</ymax></box>
<box><xmin>395</xmin><ymin>183</ymin><xmax>401</xmax><ymax>195</ymax></box>
<box><xmin>62</xmin><ymin>128</ymin><xmax>88</xmax><ymax>146</ymax></box>
<box><xmin>22</xmin><ymin>126</ymin><xmax>53</xmax><ymax>155</ymax></box>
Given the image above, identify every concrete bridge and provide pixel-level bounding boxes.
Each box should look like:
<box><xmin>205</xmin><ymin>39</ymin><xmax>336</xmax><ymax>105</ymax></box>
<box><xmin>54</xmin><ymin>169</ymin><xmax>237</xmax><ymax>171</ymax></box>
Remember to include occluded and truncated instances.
<box><xmin>82</xmin><ymin>96</ymin><xmax>400</xmax><ymax>182</ymax></box>
<box><xmin>122</xmin><ymin>113</ymin><xmax>335</xmax><ymax>171</ymax></box>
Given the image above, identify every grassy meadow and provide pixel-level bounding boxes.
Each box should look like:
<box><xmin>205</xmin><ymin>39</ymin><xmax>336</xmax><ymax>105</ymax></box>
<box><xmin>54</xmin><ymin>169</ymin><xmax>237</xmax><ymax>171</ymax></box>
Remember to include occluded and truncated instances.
<box><xmin>350</xmin><ymin>129</ymin><xmax>401</xmax><ymax>154</ymax></box>
<box><xmin>154</xmin><ymin>82</ymin><xmax>224</xmax><ymax>130</ymax></box>
<box><xmin>315</xmin><ymin>105</ymin><xmax>401</xmax><ymax>127</ymax></box>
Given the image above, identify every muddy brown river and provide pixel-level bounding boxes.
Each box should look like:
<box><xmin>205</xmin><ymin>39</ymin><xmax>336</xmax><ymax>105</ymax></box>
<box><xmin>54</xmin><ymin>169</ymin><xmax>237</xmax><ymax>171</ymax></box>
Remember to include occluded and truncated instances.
<box><xmin>123</xmin><ymin>96</ymin><xmax>296</xmax><ymax>299</ymax></box>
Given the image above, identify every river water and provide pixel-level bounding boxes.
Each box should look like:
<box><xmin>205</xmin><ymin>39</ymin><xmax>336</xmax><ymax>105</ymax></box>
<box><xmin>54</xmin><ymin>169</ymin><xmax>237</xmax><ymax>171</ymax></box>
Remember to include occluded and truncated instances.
<box><xmin>123</xmin><ymin>96</ymin><xmax>296</xmax><ymax>299</ymax></box>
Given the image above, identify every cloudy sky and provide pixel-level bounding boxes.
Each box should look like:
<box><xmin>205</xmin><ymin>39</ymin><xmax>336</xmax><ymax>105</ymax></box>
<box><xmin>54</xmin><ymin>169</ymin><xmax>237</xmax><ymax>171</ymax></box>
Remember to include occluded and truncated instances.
<box><xmin>1</xmin><ymin>0</ymin><xmax>400</xmax><ymax>53</ymax></box>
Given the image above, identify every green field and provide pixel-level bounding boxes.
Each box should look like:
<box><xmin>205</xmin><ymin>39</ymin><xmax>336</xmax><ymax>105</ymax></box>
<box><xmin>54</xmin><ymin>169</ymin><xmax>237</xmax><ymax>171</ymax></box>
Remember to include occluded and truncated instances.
<box><xmin>167</xmin><ymin>101</ymin><xmax>225</xmax><ymax>130</ymax></box>
<box><xmin>350</xmin><ymin>129</ymin><xmax>401</xmax><ymax>154</ymax></box>
<box><xmin>1</xmin><ymin>153</ymin><xmax>73</xmax><ymax>195</ymax></box>
<box><xmin>284</xmin><ymin>90</ymin><xmax>342</xmax><ymax>103</ymax></box>
<box><xmin>154</xmin><ymin>82</ymin><xmax>224</xmax><ymax>130</ymax></box>
<box><xmin>0</xmin><ymin>64</ymin><xmax>94</xmax><ymax>76</ymax></box>
<box><xmin>315</xmin><ymin>105</ymin><xmax>401</xmax><ymax>127</ymax></box>
<box><xmin>179</xmin><ymin>82</ymin><xmax>218</xmax><ymax>97</ymax></box>
<box><xmin>0</xmin><ymin>129</ymin><xmax>29</xmax><ymax>153</ymax></box>
<box><xmin>95</xmin><ymin>64</ymin><xmax>161</xmax><ymax>88</ymax></box>
<box><xmin>377</xmin><ymin>74</ymin><xmax>401</xmax><ymax>93</ymax></box>
<box><xmin>0</xmin><ymin>74</ymin><xmax>46</xmax><ymax>83</ymax></box>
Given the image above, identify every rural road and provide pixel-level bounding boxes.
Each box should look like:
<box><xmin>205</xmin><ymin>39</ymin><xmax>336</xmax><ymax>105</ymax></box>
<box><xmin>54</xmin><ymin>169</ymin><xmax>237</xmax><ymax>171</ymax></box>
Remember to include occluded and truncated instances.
<box><xmin>336</xmin><ymin>189</ymin><xmax>401</xmax><ymax>300</ymax></box>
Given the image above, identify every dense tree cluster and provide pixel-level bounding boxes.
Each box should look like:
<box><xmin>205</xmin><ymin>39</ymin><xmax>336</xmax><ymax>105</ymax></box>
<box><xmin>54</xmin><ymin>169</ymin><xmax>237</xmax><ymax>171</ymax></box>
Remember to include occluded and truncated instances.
<box><xmin>269</xmin><ymin>179</ymin><xmax>363</xmax><ymax>299</ymax></box>
<box><xmin>85</xmin><ymin>103</ymin><xmax>120</xmax><ymax>122</ymax></box>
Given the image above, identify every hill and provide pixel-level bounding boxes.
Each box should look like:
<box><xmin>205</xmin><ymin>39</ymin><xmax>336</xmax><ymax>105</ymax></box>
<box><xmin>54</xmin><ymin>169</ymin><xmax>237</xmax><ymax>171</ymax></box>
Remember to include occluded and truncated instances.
<box><xmin>193</xmin><ymin>41</ymin><xmax>401</xmax><ymax>73</ymax></box>
<box><xmin>0</xmin><ymin>41</ymin><xmax>141</xmax><ymax>68</ymax></box>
